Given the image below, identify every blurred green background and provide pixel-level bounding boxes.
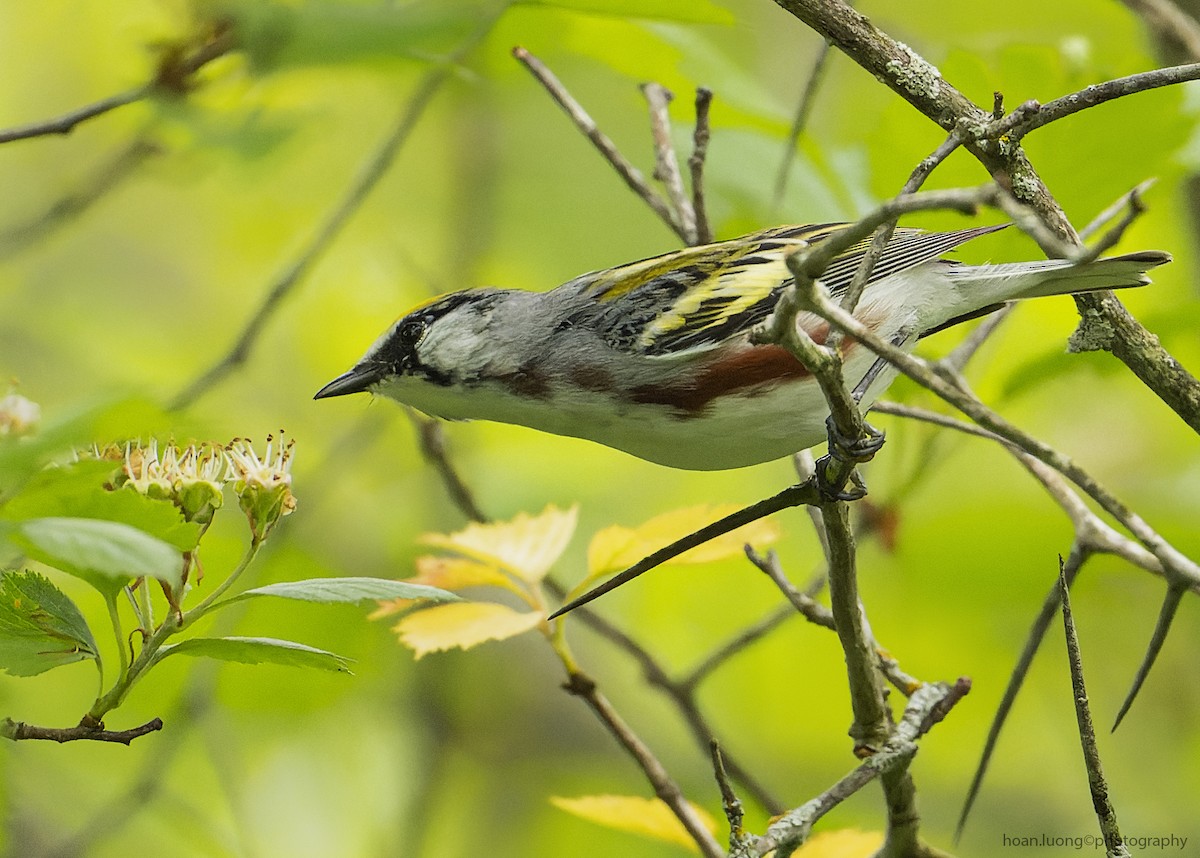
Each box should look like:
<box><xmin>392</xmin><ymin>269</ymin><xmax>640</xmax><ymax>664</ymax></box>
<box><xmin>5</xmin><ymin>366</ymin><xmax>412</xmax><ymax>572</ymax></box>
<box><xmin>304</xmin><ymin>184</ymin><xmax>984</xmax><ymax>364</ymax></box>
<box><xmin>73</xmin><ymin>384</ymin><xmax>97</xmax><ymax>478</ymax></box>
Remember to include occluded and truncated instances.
<box><xmin>2</xmin><ymin>1</ymin><xmax>1199</xmax><ymax>856</ymax></box>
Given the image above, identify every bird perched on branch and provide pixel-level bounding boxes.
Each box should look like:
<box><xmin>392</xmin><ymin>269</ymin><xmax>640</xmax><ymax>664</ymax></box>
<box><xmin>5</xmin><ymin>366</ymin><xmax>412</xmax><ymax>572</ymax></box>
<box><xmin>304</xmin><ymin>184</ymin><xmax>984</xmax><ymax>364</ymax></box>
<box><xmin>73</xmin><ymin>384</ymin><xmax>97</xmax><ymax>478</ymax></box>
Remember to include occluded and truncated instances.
<box><xmin>315</xmin><ymin>223</ymin><xmax>1168</xmax><ymax>470</ymax></box>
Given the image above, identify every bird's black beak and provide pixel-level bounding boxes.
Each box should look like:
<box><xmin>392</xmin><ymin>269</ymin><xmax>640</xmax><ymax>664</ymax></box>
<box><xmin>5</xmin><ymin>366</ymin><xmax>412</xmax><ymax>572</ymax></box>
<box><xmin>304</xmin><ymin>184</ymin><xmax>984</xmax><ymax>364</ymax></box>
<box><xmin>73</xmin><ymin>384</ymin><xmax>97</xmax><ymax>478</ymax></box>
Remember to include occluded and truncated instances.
<box><xmin>313</xmin><ymin>365</ymin><xmax>384</xmax><ymax>400</ymax></box>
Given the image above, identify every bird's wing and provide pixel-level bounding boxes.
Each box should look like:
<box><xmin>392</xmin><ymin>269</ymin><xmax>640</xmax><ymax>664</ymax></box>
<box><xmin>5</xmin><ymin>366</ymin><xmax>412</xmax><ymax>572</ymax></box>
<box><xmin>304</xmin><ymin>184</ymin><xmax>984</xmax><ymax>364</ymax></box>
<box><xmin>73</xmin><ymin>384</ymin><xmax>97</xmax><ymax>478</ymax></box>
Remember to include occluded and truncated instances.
<box><xmin>583</xmin><ymin>223</ymin><xmax>1005</xmax><ymax>355</ymax></box>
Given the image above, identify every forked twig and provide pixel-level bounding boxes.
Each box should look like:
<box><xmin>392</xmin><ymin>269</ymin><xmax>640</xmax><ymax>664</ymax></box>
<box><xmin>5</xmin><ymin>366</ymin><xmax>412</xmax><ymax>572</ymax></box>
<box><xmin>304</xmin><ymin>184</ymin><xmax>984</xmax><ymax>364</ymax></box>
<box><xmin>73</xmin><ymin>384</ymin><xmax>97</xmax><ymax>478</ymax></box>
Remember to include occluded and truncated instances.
<box><xmin>512</xmin><ymin>47</ymin><xmax>685</xmax><ymax>241</ymax></box>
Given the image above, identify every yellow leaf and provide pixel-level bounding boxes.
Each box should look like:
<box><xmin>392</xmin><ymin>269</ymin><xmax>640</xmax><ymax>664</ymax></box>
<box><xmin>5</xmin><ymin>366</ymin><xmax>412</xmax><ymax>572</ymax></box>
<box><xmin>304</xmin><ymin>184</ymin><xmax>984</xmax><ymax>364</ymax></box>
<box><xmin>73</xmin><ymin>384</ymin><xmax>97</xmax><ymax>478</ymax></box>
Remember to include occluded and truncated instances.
<box><xmin>421</xmin><ymin>505</ymin><xmax>578</xmax><ymax>583</ymax></box>
<box><xmin>587</xmin><ymin>505</ymin><xmax>780</xmax><ymax>579</ymax></box>
<box><xmin>370</xmin><ymin>556</ymin><xmax>517</xmax><ymax>619</ymax></box>
<box><xmin>793</xmin><ymin>829</ymin><xmax>884</xmax><ymax>857</ymax></box>
<box><xmin>550</xmin><ymin>794</ymin><xmax>717</xmax><ymax>853</ymax></box>
<box><xmin>394</xmin><ymin>602</ymin><xmax>542</xmax><ymax>658</ymax></box>
<box><xmin>409</xmin><ymin>554</ymin><xmax>516</xmax><ymax>592</ymax></box>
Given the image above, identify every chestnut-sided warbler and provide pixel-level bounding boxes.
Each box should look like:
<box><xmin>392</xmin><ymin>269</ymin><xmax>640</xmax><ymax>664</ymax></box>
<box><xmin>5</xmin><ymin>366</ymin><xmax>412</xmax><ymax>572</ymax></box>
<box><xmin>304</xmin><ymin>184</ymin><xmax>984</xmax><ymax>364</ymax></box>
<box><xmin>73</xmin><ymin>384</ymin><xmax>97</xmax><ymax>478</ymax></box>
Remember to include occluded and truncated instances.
<box><xmin>315</xmin><ymin>223</ymin><xmax>1168</xmax><ymax>470</ymax></box>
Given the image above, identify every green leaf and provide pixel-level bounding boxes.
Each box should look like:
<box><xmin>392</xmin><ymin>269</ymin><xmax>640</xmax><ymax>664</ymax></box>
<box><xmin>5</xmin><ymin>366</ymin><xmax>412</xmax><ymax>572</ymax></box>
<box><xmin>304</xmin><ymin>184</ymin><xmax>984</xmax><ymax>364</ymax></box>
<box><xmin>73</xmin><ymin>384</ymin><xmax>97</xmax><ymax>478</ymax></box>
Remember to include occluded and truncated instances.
<box><xmin>516</xmin><ymin>0</ymin><xmax>734</xmax><ymax>23</ymax></box>
<box><xmin>1</xmin><ymin>460</ymin><xmax>201</xmax><ymax>551</ymax></box>
<box><xmin>11</xmin><ymin>517</ymin><xmax>182</xmax><ymax>595</ymax></box>
<box><xmin>0</xmin><ymin>570</ymin><xmax>98</xmax><ymax>676</ymax></box>
<box><xmin>231</xmin><ymin>577</ymin><xmax>460</xmax><ymax>606</ymax></box>
<box><xmin>156</xmin><ymin>636</ymin><xmax>352</xmax><ymax>673</ymax></box>
<box><xmin>223</xmin><ymin>0</ymin><xmax>482</xmax><ymax>72</ymax></box>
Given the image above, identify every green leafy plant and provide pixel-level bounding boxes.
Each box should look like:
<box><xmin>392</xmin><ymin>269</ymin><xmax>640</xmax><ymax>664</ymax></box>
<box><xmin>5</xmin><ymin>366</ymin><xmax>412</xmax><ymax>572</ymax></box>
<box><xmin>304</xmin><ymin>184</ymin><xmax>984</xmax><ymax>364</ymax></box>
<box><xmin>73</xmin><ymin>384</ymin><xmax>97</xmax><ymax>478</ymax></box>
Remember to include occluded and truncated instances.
<box><xmin>0</xmin><ymin>395</ymin><xmax>457</xmax><ymax>743</ymax></box>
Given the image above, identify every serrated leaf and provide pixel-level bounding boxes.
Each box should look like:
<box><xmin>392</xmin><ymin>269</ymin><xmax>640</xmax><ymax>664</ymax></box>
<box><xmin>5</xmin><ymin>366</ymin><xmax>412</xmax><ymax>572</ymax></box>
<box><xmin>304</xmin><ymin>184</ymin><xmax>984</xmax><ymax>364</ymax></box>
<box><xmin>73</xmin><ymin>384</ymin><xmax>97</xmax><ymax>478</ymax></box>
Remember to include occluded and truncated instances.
<box><xmin>410</xmin><ymin>554</ymin><xmax>517</xmax><ymax>592</ymax></box>
<box><xmin>420</xmin><ymin>505</ymin><xmax>577</xmax><ymax>584</ymax></box>
<box><xmin>0</xmin><ymin>570</ymin><xmax>98</xmax><ymax>676</ymax></box>
<box><xmin>1</xmin><ymin>459</ymin><xmax>201</xmax><ymax>551</ymax></box>
<box><xmin>587</xmin><ymin>505</ymin><xmax>780</xmax><ymax>580</ymax></box>
<box><xmin>374</xmin><ymin>556</ymin><xmax>510</xmax><ymax>620</ymax></box>
<box><xmin>12</xmin><ymin>517</ymin><xmax>182</xmax><ymax>595</ymax></box>
<box><xmin>394</xmin><ymin>602</ymin><xmax>542</xmax><ymax>658</ymax></box>
<box><xmin>550</xmin><ymin>795</ymin><xmax>717</xmax><ymax>852</ymax></box>
<box><xmin>231</xmin><ymin>576</ymin><xmax>460</xmax><ymax>606</ymax></box>
<box><xmin>156</xmin><ymin>636</ymin><xmax>352</xmax><ymax>673</ymax></box>
<box><xmin>517</xmin><ymin>0</ymin><xmax>734</xmax><ymax>24</ymax></box>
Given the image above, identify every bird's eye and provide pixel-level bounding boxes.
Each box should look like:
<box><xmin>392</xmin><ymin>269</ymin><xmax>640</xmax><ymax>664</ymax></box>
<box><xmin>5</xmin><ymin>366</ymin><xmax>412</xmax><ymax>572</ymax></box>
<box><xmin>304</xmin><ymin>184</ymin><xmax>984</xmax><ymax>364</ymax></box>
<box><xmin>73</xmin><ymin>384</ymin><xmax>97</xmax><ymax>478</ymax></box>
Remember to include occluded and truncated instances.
<box><xmin>397</xmin><ymin>319</ymin><xmax>426</xmax><ymax>346</ymax></box>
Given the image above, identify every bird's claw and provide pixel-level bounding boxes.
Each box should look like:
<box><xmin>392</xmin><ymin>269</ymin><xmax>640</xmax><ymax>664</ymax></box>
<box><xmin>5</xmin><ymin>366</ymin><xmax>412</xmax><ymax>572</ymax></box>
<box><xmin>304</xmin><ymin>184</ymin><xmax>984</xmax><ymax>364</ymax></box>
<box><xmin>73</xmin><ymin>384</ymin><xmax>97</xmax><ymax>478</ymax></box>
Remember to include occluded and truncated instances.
<box><xmin>814</xmin><ymin>416</ymin><xmax>884</xmax><ymax>502</ymax></box>
<box><xmin>825</xmin><ymin>415</ymin><xmax>885</xmax><ymax>464</ymax></box>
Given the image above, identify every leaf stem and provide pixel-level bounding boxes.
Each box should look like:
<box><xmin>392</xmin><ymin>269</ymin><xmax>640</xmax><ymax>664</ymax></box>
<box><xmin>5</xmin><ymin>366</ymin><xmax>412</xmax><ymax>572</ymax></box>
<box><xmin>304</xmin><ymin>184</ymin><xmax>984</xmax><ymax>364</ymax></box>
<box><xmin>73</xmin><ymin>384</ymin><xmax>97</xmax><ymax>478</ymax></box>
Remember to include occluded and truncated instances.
<box><xmin>184</xmin><ymin>538</ymin><xmax>263</xmax><ymax>620</ymax></box>
<box><xmin>84</xmin><ymin>539</ymin><xmax>261</xmax><ymax>724</ymax></box>
<box><xmin>105</xmin><ymin>594</ymin><xmax>129</xmax><ymax>677</ymax></box>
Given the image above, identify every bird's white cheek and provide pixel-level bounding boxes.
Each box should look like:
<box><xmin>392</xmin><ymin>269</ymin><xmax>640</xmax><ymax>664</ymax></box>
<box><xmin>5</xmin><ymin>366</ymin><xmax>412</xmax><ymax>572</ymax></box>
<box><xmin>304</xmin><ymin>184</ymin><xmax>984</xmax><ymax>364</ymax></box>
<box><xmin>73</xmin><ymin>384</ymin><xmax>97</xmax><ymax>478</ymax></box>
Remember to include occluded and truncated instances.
<box><xmin>421</xmin><ymin>328</ymin><xmax>517</xmax><ymax>379</ymax></box>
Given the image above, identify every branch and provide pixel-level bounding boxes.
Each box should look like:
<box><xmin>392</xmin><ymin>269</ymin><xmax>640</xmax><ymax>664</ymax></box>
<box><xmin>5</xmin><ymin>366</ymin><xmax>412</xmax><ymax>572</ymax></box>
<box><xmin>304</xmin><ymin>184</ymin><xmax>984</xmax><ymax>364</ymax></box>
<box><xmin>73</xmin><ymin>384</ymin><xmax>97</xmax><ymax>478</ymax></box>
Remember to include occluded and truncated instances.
<box><xmin>784</xmin><ymin>194</ymin><xmax>1200</xmax><ymax>594</ymax></box>
<box><xmin>1007</xmin><ymin>63</ymin><xmax>1200</xmax><ymax>141</ymax></box>
<box><xmin>746</xmin><ymin>547</ymin><xmax>920</xmax><ymax>695</ymax></box>
<box><xmin>0</xmin><ymin>28</ymin><xmax>233</xmax><ymax>145</ymax></box>
<box><xmin>410</xmin><ymin>412</ymin><xmax>488</xmax><ymax>524</ymax></box>
<box><xmin>0</xmin><ymin>137</ymin><xmax>161</xmax><ymax>259</ymax></box>
<box><xmin>512</xmin><ymin>47</ymin><xmax>686</xmax><ymax>241</ymax></box>
<box><xmin>1057</xmin><ymin>560</ymin><xmax>1131</xmax><ymax>858</ymax></box>
<box><xmin>690</xmin><ymin>87</ymin><xmax>715</xmax><ymax>244</ymax></box>
<box><xmin>711</xmin><ymin>740</ymin><xmax>754</xmax><ymax>853</ymax></box>
<box><xmin>642</xmin><ymin>83</ymin><xmax>697</xmax><ymax>244</ymax></box>
<box><xmin>172</xmin><ymin>18</ymin><xmax>500</xmax><ymax>409</ymax></box>
<box><xmin>773</xmin><ymin>37</ymin><xmax>835</xmax><ymax>211</ymax></box>
<box><xmin>549</xmin><ymin>480</ymin><xmax>820</xmax><ymax>617</ymax></box>
<box><xmin>1121</xmin><ymin>0</ymin><xmax>1200</xmax><ymax>60</ymax></box>
<box><xmin>1</xmin><ymin>716</ymin><xmax>163</xmax><ymax>745</ymax></box>
<box><xmin>562</xmin><ymin>670</ymin><xmax>725</xmax><ymax>858</ymax></box>
<box><xmin>745</xmin><ymin>681</ymin><xmax>970</xmax><ymax>858</ymax></box>
<box><xmin>562</xmin><ymin>588</ymin><xmax>787</xmax><ymax>814</ymax></box>
<box><xmin>771</xmin><ymin>0</ymin><xmax>1200</xmax><ymax>434</ymax></box>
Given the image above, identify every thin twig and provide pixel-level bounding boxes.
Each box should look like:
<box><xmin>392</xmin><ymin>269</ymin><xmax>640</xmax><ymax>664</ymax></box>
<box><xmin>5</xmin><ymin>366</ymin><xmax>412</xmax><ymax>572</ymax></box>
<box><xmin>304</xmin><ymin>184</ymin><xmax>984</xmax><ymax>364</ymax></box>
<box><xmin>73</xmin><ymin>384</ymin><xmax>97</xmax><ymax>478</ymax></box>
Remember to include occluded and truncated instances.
<box><xmin>1080</xmin><ymin>179</ymin><xmax>1157</xmax><ymax>241</ymax></box>
<box><xmin>0</xmin><ymin>89</ymin><xmax>147</xmax><ymax>145</ymax></box>
<box><xmin>410</xmin><ymin>412</ymin><xmax>488</xmax><ymax>523</ymax></box>
<box><xmin>562</xmin><ymin>671</ymin><xmax>725</xmax><ymax>858</ymax></box>
<box><xmin>773</xmin><ymin>38</ymin><xmax>833</xmax><ymax>212</ymax></box>
<box><xmin>1111</xmin><ymin>584</ymin><xmax>1186</xmax><ymax>731</ymax></box>
<box><xmin>782</xmin><ymin>190</ymin><xmax>1200</xmax><ymax>594</ymax></box>
<box><xmin>565</xmin><ymin>595</ymin><xmax>786</xmax><ymax>814</ymax></box>
<box><xmin>1120</xmin><ymin>0</ymin><xmax>1200</xmax><ymax>60</ymax></box>
<box><xmin>0</xmin><ymin>28</ymin><xmax>233</xmax><ymax>145</ymax></box>
<box><xmin>690</xmin><ymin>87</ymin><xmax>714</xmax><ymax>244</ymax></box>
<box><xmin>746</xmin><ymin>547</ymin><xmax>920</xmax><ymax>694</ymax></box>
<box><xmin>0</xmin><ymin>138</ymin><xmax>161</xmax><ymax>259</ymax></box>
<box><xmin>771</xmin><ymin>0</ymin><xmax>1200</xmax><ymax>434</ymax></box>
<box><xmin>512</xmin><ymin>46</ymin><xmax>685</xmax><ymax>241</ymax></box>
<box><xmin>679</xmin><ymin>603</ymin><xmax>796</xmax><ymax>690</ymax></box>
<box><xmin>748</xmin><ymin>682</ymin><xmax>968</xmax><ymax>858</ymax></box>
<box><xmin>1070</xmin><ymin>185</ymin><xmax>1149</xmax><ymax>266</ymax></box>
<box><xmin>1</xmin><ymin>716</ymin><xmax>163</xmax><ymax>744</ymax></box>
<box><xmin>711</xmin><ymin>740</ymin><xmax>754</xmax><ymax>853</ymax></box>
<box><xmin>956</xmin><ymin>542</ymin><xmax>1089</xmax><ymax>840</ymax></box>
<box><xmin>1057</xmin><ymin>558</ymin><xmax>1131</xmax><ymax>858</ymax></box>
<box><xmin>642</xmin><ymin>83</ymin><xmax>697</xmax><ymax>244</ymax></box>
<box><xmin>1009</xmin><ymin>63</ymin><xmax>1200</xmax><ymax>141</ymax></box>
<box><xmin>549</xmin><ymin>481</ymin><xmax>820</xmax><ymax>618</ymax></box>
<box><xmin>172</xmin><ymin>18</ymin><xmax>501</xmax><ymax>410</ymax></box>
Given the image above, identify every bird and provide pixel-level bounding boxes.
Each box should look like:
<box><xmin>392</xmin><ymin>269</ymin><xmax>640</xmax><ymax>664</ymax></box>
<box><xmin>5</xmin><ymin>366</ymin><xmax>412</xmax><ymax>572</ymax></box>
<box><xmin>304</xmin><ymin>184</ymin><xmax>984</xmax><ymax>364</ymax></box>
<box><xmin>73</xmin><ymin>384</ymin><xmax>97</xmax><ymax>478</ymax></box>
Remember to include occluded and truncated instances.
<box><xmin>315</xmin><ymin>223</ymin><xmax>1169</xmax><ymax>470</ymax></box>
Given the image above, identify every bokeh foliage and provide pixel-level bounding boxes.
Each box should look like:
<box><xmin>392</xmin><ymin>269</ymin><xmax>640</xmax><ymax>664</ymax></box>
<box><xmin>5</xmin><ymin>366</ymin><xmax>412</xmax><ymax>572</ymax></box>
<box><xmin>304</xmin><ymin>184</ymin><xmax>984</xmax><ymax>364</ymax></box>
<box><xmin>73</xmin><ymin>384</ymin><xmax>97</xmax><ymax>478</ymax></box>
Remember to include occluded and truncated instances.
<box><xmin>1</xmin><ymin>1</ymin><xmax>1198</xmax><ymax>856</ymax></box>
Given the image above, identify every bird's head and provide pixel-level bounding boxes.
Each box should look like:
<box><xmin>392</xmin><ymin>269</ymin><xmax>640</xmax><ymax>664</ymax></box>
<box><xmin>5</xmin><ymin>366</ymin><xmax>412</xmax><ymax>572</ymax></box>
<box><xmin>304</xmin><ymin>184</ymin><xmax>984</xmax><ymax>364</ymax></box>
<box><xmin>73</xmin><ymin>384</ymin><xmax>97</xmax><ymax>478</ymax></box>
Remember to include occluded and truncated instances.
<box><xmin>314</xmin><ymin>289</ymin><xmax>507</xmax><ymax>401</ymax></box>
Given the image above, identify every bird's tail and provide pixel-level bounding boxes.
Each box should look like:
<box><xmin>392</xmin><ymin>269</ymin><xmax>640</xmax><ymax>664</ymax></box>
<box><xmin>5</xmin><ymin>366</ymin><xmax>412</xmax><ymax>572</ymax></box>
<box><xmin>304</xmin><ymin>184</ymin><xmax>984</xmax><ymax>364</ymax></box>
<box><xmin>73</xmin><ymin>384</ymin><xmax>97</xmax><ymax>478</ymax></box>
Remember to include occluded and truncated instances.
<box><xmin>922</xmin><ymin>250</ymin><xmax>1171</xmax><ymax>337</ymax></box>
<box><xmin>953</xmin><ymin>250</ymin><xmax>1172</xmax><ymax>299</ymax></box>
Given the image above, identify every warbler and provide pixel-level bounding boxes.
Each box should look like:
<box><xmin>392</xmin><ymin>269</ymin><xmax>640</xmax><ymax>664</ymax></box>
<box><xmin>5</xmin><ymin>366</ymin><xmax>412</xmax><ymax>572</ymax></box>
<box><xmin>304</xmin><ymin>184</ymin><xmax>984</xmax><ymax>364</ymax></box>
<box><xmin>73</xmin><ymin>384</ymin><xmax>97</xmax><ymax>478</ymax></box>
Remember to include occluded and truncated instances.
<box><xmin>315</xmin><ymin>223</ymin><xmax>1168</xmax><ymax>470</ymax></box>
